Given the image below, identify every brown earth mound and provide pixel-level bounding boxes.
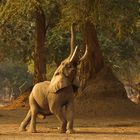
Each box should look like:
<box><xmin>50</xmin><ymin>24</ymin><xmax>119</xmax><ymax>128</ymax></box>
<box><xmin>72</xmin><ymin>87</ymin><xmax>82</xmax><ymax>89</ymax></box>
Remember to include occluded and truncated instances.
<box><xmin>75</xmin><ymin>97</ymin><xmax>140</xmax><ymax>118</ymax></box>
<box><xmin>81</xmin><ymin>66</ymin><xmax>127</xmax><ymax>98</ymax></box>
<box><xmin>75</xmin><ymin>67</ymin><xmax>140</xmax><ymax>118</ymax></box>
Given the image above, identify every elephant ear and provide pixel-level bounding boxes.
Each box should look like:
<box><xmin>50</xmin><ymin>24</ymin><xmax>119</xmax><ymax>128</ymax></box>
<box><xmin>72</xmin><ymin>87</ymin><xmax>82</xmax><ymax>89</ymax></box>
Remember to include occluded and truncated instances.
<box><xmin>49</xmin><ymin>74</ymin><xmax>71</xmax><ymax>93</ymax></box>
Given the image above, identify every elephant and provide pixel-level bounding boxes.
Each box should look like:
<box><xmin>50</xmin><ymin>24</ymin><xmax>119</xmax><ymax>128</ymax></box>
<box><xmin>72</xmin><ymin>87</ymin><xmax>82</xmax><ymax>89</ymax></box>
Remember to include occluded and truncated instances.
<box><xmin>19</xmin><ymin>46</ymin><xmax>86</xmax><ymax>134</ymax></box>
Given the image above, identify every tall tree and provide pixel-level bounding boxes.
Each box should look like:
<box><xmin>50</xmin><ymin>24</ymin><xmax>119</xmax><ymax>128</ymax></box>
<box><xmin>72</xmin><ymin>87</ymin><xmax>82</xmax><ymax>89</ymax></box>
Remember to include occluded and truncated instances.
<box><xmin>0</xmin><ymin>0</ymin><xmax>61</xmax><ymax>84</ymax></box>
<box><xmin>80</xmin><ymin>20</ymin><xmax>104</xmax><ymax>89</ymax></box>
<box><xmin>34</xmin><ymin>3</ymin><xmax>46</xmax><ymax>84</ymax></box>
<box><xmin>31</xmin><ymin>0</ymin><xmax>61</xmax><ymax>84</ymax></box>
<box><xmin>58</xmin><ymin>0</ymin><xmax>139</xmax><ymax>99</ymax></box>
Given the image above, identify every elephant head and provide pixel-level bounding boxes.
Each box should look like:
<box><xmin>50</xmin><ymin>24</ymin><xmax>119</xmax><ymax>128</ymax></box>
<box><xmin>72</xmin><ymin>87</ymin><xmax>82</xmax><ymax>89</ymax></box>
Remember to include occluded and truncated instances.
<box><xmin>49</xmin><ymin>46</ymin><xmax>79</xmax><ymax>93</ymax></box>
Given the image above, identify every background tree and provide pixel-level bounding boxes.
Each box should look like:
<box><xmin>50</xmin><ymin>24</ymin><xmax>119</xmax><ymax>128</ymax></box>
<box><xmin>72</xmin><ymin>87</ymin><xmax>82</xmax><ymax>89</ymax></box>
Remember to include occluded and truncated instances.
<box><xmin>33</xmin><ymin>1</ymin><xmax>46</xmax><ymax>84</ymax></box>
<box><xmin>0</xmin><ymin>0</ymin><xmax>61</xmax><ymax>84</ymax></box>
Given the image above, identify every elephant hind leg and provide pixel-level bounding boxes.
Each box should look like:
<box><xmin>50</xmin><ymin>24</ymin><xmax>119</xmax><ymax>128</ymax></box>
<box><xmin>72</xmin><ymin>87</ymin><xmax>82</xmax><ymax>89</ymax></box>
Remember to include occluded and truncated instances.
<box><xmin>28</xmin><ymin>95</ymin><xmax>38</xmax><ymax>133</ymax></box>
<box><xmin>19</xmin><ymin>110</ymin><xmax>31</xmax><ymax>132</ymax></box>
<box><xmin>28</xmin><ymin>108</ymin><xmax>37</xmax><ymax>133</ymax></box>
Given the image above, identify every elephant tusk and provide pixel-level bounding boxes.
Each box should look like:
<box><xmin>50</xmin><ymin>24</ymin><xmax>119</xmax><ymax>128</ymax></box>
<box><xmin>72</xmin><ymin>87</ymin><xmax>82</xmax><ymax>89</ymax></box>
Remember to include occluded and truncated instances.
<box><xmin>80</xmin><ymin>44</ymin><xmax>88</xmax><ymax>62</ymax></box>
<box><xmin>69</xmin><ymin>45</ymin><xmax>78</xmax><ymax>62</ymax></box>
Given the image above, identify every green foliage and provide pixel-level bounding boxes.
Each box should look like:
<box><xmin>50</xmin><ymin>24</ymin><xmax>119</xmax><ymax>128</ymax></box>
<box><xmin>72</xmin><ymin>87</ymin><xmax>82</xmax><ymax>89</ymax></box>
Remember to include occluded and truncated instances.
<box><xmin>46</xmin><ymin>28</ymin><xmax>70</xmax><ymax>64</ymax></box>
<box><xmin>59</xmin><ymin>0</ymin><xmax>140</xmax><ymax>83</ymax></box>
<box><xmin>0</xmin><ymin>0</ymin><xmax>35</xmax><ymax>62</ymax></box>
<box><xmin>0</xmin><ymin>21</ymin><xmax>34</xmax><ymax>62</ymax></box>
<box><xmin>46</xmin><ymin>63</ymin><xmax>57</xmax><ymax>80</ymax></box>
<box><xmin>0</xmin><ymin>0</ymin><xmax>63</xmax><ymax>63</ymax></box>
<box><xmin>0</xmin><ymin>0</ymin><xmax>34</xmax><ymax>26</ymax></box>
<box><xmin>0</xmin><ymin>0</ymin><xmax>139</xmax><ymax>84</ymax></box>
<box><xmin>0</xmin><ymin>60</ymin><xmax>33</xmax><ymax>96</ymax></box>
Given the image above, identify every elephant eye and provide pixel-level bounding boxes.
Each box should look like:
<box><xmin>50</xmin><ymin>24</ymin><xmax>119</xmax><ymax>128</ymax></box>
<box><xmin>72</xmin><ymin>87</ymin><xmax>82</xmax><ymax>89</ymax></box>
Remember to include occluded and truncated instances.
<box><xmin>61</xmin><ymin>62</ymin><xmax>65</xmax><ymax>65</ymax></box>
<box><xmin>67</xmin><ymin>64</ymin><xmax>71</xmax><ymax>68</ymax></box>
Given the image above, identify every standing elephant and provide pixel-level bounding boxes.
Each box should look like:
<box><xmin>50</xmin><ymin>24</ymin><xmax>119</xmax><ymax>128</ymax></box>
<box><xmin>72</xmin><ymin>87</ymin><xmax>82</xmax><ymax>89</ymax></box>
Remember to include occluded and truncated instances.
<box><xmin>19</xmin><ymin>46</ymin><xmax>85</xmax><ymax>133</ymax></box>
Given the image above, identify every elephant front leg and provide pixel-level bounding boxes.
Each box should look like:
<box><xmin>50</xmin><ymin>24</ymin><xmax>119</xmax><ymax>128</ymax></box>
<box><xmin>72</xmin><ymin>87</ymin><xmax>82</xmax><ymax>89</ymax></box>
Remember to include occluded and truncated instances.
<box><xmin>51</xmin><ymin>107</ymin><xmax>67</xmax><ymax>133</ymax></box>
<box><xmin>56</xmin><ymin>112</ymin><xmax>67</xmax><ymax>133</ymax></box>
<box><xmin>66</xmin><ymin>102</ymin><xmax>74</xmax><ymax>134</ymax></box>
<box><xmin>28</xmin><ymin>108</ymin><xmax>37</xmax><ymax>133</ymax></box>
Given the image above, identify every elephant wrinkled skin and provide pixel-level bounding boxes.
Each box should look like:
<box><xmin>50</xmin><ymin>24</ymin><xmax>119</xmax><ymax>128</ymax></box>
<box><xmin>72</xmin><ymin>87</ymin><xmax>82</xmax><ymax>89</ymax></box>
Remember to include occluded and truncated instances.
<box><xmin>19</xmin><ymin>46</ymin><xmax>81</xmax><ymax>133</ymax></box>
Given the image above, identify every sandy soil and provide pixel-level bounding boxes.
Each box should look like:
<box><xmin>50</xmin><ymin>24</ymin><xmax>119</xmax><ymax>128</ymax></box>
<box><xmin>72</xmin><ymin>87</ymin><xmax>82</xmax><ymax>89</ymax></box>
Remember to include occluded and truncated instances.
<box><xmin>0</xmin><ymin>109</ymin><xmax>140</xmax><ymax>140</ymax></box>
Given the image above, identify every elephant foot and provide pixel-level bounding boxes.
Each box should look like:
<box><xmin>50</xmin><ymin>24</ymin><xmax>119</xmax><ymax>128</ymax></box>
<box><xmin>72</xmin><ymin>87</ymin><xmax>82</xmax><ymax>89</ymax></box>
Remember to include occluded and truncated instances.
<box><xmin>57</xmin><ymin>127</ymin><xmax>66</xmax><ymax>133</ymax></box>
<box><xmin>66</xmin><ymin>129</ymin><xmax>75</xmax><ymax>134</ymax></box>
<box><xmin>59</xmin><ymin>129</ymin><xmax>66</xmax><ymax>133</ymax></box>
<box><xmin>19</xmin><ymin>127</ymin><xmax>26</xmax><ymax>132</ymax></box>
<box><xmin>28</xmin><ymin>128</ymin><xmax>37</xmax><ymax>133</ymax></box>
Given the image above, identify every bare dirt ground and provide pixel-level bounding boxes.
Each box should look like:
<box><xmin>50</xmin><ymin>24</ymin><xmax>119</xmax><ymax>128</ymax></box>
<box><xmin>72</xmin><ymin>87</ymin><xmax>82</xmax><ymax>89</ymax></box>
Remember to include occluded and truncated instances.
<box><xmin>1</xmin><ymin>109</ymin><xmax>140</xmax><ymax>140</ymax></box>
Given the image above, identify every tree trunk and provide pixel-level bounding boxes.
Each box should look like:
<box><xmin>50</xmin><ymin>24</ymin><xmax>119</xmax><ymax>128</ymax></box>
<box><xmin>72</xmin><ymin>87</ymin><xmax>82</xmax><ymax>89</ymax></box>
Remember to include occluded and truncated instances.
<box><xmin>84</xmin><ymin>21</ymin><xmax>104</xmax><ymax>73</ymax></box>
<box><xmin>34</xmin><ymin>6</ymin><xmax>46</xmax><ymax>84</ymax></box>
<box><xmin>75</xmin><ymin>21</ymin><xmax>131</xmax><ymax>117</ymax></box>
<box><xmin>79</xmin><ymin>20</ymin><xmax>126</xmax><ymax>98</ymax></box>
<box><xmin>80</xmin><ymin>20</ymin><xmax>104</xmax><ymax>89</ymax></box>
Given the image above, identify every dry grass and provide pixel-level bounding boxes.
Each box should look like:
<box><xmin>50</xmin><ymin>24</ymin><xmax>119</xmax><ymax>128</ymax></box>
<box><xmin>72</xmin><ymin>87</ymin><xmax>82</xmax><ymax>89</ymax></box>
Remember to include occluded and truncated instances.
<box><xmin>0</xmin><ymin>91</ymin><xmax>30</xmax><ymax>110</ymax></box>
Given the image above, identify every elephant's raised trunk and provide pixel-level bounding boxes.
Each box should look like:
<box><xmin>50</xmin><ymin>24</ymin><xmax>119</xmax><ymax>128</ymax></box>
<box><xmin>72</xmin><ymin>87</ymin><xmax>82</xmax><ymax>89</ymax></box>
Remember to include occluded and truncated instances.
<box><xmin>69</xmin><ymin>23</ymin><xmax>76</xmax><ymax>58</ymax></box>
